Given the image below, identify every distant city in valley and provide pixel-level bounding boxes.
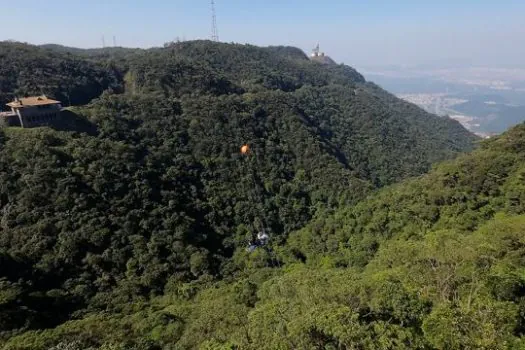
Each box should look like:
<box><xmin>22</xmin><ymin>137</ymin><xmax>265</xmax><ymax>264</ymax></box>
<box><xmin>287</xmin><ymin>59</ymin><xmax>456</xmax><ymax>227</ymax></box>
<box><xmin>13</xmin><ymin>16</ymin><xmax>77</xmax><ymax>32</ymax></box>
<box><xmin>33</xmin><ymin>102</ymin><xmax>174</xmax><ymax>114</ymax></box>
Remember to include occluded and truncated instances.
<box><xmin>361</xmin><ymin>66</ymin><xmax>525</xmax><ymax>138</ymax></box>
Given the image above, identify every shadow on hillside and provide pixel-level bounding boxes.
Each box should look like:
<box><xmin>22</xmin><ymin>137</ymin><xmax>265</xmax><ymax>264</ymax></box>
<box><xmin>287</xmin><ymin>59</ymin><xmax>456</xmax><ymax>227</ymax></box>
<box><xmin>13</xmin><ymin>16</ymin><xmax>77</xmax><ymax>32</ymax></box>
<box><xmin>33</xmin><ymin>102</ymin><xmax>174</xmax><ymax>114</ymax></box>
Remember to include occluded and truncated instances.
<box><xmin>55</xmin><ymin>110</ymin><xmax>98</xmax><ymax>136</ymax></box>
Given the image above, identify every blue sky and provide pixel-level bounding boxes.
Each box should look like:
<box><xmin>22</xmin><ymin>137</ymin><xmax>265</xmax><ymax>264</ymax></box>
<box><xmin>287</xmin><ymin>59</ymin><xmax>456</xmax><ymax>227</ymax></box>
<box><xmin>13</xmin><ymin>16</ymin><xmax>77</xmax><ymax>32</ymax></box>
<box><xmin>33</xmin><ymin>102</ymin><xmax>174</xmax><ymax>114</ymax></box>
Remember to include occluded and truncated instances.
<box><xmin>1</xmin><ymin>0</ymin><xmax>524</xmax><ymax>67</ymax></box>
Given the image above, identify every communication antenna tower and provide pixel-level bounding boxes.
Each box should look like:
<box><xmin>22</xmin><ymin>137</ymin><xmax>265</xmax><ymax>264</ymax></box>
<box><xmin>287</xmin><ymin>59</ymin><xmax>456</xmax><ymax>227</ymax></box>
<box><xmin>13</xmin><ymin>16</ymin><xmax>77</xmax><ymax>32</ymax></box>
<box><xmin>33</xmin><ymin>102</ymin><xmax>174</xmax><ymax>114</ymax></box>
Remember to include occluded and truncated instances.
<box><xmin>113</xmin><ymin>36</ymin><xmax>117</xmax><ymax>47</ymax></box>
<box><xmin>211</xmin><ymin>0</ymin><xmax>219</xmax><ymax>41</ymax></box>
<box><xmin>101</xmin><ymin>35</ymin><xmax>106</xmax><ymax>48</ymax></box>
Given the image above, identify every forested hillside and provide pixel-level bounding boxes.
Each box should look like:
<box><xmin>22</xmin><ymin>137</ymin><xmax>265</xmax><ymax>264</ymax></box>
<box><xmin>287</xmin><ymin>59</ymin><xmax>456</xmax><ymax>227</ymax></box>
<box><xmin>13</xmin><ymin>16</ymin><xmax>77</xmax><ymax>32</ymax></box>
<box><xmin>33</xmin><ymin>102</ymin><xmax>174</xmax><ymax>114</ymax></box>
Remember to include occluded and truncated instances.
<box><xmin>39</xmin><ymin>44</ymin><xmax>144</xmax><ymax>59</ymax></box>
<box><xmin>3</xmin><ymin>123</ymin><xmax>523</xmax><ymax>350</ymax></box>
<box><xmin>0</xmin><ymin>40</ymin><xmax>483</xmax><ymax>349</ymax></box>
<box><xmin>0</xmin><ymin>42</ymin><xmax>123</xmax><ymax>106</ymax></box>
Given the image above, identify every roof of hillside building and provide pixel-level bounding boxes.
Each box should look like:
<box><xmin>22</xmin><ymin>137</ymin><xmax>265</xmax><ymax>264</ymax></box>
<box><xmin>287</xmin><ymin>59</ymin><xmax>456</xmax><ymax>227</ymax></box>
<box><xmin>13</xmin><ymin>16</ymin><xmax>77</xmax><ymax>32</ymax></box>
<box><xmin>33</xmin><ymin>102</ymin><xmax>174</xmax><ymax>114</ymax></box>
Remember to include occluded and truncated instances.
<box><xmin>7</xmin><ymin>96</ymin><xmax>61</xmax><ymax>108</ymax></box>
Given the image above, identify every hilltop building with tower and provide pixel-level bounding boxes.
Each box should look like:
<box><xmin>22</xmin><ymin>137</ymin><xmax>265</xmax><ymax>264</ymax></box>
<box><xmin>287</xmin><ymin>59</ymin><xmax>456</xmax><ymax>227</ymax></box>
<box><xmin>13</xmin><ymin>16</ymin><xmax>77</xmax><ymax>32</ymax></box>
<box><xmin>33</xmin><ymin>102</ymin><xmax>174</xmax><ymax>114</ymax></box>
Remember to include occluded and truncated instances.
<box><xmin>310</xmin><ymin>44</ymin><xmax>336</xmax><ymax>65</ymax></box>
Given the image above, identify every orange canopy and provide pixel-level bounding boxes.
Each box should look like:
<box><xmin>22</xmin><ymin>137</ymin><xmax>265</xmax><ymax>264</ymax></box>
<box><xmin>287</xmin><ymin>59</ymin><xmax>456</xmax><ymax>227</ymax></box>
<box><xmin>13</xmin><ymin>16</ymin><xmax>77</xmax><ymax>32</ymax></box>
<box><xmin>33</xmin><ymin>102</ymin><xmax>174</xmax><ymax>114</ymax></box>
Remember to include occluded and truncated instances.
<box><xmin>241</xmin><ymin>144</ymin><xmax>250</xmax><ymax>154</ymax></box>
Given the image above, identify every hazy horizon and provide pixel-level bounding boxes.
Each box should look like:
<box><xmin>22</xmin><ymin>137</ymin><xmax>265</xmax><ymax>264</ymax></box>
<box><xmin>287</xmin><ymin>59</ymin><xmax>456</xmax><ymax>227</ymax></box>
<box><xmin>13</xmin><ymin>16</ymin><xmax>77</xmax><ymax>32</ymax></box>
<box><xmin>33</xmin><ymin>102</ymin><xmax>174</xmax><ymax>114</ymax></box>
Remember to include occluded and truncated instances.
<box><xmin>1</xmin><ymin>0</ymin><xmax>524</xmax><ymax>69</ymax></box>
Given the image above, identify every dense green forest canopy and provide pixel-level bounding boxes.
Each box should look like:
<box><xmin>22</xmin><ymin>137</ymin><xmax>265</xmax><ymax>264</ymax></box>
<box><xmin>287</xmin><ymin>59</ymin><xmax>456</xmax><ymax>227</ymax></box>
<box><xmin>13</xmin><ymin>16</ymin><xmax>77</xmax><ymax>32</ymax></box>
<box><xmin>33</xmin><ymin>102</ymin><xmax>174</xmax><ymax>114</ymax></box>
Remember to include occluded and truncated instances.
<box><xmin>2</xmin><ymin>122</ymin><xmax>524</xmax><ymax>349</ymax></box>
<box><xmin>39</xmin><ymin>44</ymin><xmax>145</xmax><ymax>58</ymax></box>
<box><xmin>0</xmin><ymin>40</ymin><xmax>492</xmax><ymax>349</ymax></box>
<box><xmin>0</xmin><ymin>42</ymin><xmax>123</xmax><ymax>107</ymax></box>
